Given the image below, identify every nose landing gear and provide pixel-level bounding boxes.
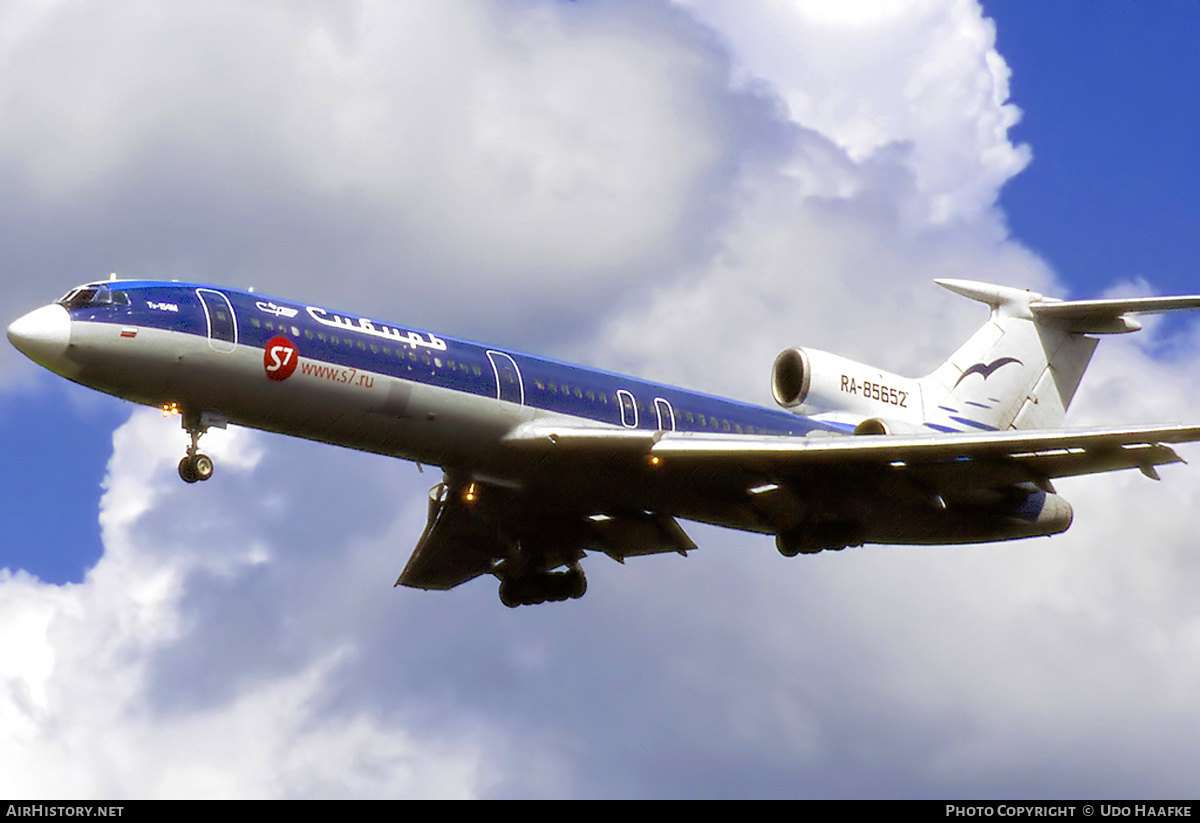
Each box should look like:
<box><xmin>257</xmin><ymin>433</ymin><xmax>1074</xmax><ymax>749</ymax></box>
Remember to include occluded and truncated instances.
<box><xmin>178</xmin><ymin>452</ymin><xmax>213</xmax><ymax>484</ymax></box>
<box><xmin>176</xmin><ymin>410</ymin><xmax>226</xmax><ymax>484</ymax></box>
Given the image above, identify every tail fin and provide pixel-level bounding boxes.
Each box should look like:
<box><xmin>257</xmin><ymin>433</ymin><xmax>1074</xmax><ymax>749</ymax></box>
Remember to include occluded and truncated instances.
<box><xmin>918</xmin><ymin>280</ymin><xmax>1200</xmax><ymax>432</ymax></box>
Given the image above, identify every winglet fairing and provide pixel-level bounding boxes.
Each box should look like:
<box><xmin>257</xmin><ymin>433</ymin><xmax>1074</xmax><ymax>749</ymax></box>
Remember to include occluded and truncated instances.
<box><xmin>8</xmin><ymin>278</ymin><xmax>1200</xmax><ymax>606</ymax></box>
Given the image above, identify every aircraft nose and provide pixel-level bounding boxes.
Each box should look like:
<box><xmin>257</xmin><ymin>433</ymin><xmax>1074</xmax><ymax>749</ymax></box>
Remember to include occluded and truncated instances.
<box><xmin>7</xmin><ymin>304</ymin><xmax>72</xmax><ymax>372</ymax></box>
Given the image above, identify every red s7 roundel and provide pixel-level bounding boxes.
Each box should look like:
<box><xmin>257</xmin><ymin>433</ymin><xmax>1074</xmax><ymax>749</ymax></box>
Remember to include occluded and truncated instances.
<box><xmin>263</xmin><ymin>336</ymin><xmax>298</xmax><ymax>381</ymax></box>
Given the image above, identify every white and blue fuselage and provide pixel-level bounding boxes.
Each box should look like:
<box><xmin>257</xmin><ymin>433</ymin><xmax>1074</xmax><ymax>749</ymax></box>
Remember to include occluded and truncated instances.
<box><xmin>40</xmin><ymin>280</ymin><xmax>837</xmax><ymax>451</ymax></box>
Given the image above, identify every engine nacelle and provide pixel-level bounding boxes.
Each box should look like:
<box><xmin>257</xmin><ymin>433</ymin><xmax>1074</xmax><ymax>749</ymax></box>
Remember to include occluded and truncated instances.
<box><xmin>921</xmin><ymin>483</ymin><xmax>1075</xmax><ymax>544</ymax></box>
<box><xmin>775</xmin><ymin>484</ymin><xmax>1075</xmax><ymax>554</ymax></box>
<box><xmin>852</xmin><ymin>417</ymin><xmax>927</xmax><ymax>436</ymax></box>
<box><xmin>1010</xmin><ymin>488</ymin><xmax>1074</xmax><ymax>538</ymax></box>
<box><xmin>771</xmin><ymin>347</ymin><xmax>924</xmax><ymax>424</ymax></box>
<box><xmin>961</xmin><ymin>485</ymin><xmax>1075</xmax><ymax>542</ymax></box>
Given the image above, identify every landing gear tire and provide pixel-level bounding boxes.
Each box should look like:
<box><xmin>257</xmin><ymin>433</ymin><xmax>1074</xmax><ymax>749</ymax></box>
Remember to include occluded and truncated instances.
<box><xmin>776</xmin><ymin>532</ymin><xmax>821</xmax><ymax>557</ymax></box>
<box><xmin>498</xmin><ymin>566</ymin><xmax>587</xmax><ymax>607</ymax></box>
<box><xmin>179</xmin><ymin>457</ymin><xmax>199</xmax><ymax>484</ymax></box>
<box><xmin>772</xmin><ymin>532</ymin><xmax>830</xmax><ymax>556</ymax></box>
<box><xmin>178</xmin><ymin>453</ymin><xmax>214</xmax><ymax>484</ymax></box>
<box><xmin>192</xmin><ymin>453</ymin><xmax>214</xmax><ymax>481</ymax></box>
<box><xmin>499</xmin><ymin>580</ymin><xmax>522</xmax><ymax>609</ymax></box>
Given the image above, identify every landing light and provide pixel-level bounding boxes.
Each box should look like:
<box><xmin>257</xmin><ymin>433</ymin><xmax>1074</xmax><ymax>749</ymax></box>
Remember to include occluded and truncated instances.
<box><xmin>162</xmin><ymin>402</ymin><xmax>180</xmax><ymax>417</ymax></box>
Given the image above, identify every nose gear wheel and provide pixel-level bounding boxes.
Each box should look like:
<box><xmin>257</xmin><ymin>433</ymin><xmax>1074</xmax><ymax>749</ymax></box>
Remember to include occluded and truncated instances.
<box><xmin>178</xmin><ymin>453</ymin><xmax>214</xmax><ymax>484</ymax></box>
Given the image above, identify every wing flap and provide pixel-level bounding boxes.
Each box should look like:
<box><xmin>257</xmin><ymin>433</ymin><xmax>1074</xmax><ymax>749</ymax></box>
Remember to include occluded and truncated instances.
<box><xmin>396</xmin><ymin>476</ymin><xmax>697</xmax><ymax>591</ymax></box>
<box><xmin>585</xmin><ymin>511</ymin><xmax>696</xmax><ymax>561</ymax></box>
<box><xmin>894</xmin><ymin>441</ymin><xmax>1184</xmax><ymax>491</ymax></box>
<box><xmin>396</xmin><ymin>484</ymin><xmax>501</xmax><ymax>591</ymax></box>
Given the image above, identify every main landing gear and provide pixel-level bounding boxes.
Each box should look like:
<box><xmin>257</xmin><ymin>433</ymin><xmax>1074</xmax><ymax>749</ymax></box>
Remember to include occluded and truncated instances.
<box><xmin>775</xmin><ymin>519</ymin><xmax>864</xmax><ymax>556</ymax></box>
<box><xmin>176</xmin><ymin>410</ymin><xmax>225</xmax><ymax>484</ymax></box>
<box><xmin>497</xmin><ymin>564</ymin><xmax>587</xmax><ymax>608</ymax></box>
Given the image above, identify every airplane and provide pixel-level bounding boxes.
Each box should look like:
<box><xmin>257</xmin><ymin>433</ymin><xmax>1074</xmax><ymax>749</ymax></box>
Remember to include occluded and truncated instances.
<box><xmin>8</xmin><ymin>276</ymin><xmax>1200</xmax><ymax>607</ymax></box>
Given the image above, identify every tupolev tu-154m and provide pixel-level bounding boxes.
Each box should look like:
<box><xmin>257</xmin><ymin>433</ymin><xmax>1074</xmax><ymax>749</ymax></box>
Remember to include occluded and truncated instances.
<box><xmin>9</xmin><ymin>277</ymin><xmax>1200</xmax><ymax>607</ymax></box>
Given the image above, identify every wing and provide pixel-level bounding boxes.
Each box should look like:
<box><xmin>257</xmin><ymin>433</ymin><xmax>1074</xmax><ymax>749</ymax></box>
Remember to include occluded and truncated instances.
<box><xmin>498</xmin><ymin>421</ymin><xmax>1200</xmax><ymax>546</ymax></box>
<box><xmin>397</xmin><ymin>421</ymin><xmax>1200</xmax><ymax>593</ymax></box>
<box><xmin>647</xmin><ymin>423</ymin><xmax>1200</xmax><ymax>482</ymax></box>
<box><xmin>502</xmin><ymin>420</ymin><xmax>1200</xmax><ymax>482</ymax></box>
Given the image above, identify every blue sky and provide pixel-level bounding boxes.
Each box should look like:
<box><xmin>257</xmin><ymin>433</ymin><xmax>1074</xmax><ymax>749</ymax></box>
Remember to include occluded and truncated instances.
<box><xmin>0</xmin><ymin>378</ymin><xmax>121</xmax><ymax>581</ymax></box>
<box><xmin>989</xmin><ymin>1</ymin><xmax>1200</xmax><ymax>298</ymax></box>
<box><xmin>2</xmin><ymin>0</ymin><xmax>1200</xmax><ymax>799</ymax></box>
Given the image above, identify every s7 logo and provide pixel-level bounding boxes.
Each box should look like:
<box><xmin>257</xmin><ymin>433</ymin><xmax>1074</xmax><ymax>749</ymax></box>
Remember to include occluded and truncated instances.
<box><xmin>263</xmin><ymin>336</ymin><xmax>298</xmax><ymax>381</ymax></box>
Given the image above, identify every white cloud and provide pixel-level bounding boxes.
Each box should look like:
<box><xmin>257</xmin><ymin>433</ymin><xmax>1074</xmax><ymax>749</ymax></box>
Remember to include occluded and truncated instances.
<box><xmin>0</xmin><ymin>0</ymin><xmax>747</xmax><ymax>336</ymax></box>
<box><xmin>2</xmin><ymin>0</ymin><xmax>1199</xmax><ymax>799</ymax></box>
<box><xmin>677</xmin><ymin>0</ymin><xmax>1030</xmax><ymax>226</ymax></box>
<box><xmin>0</xmin><ymin>410</ymin><xmax>495</xmax><ymax>799</ymax></box>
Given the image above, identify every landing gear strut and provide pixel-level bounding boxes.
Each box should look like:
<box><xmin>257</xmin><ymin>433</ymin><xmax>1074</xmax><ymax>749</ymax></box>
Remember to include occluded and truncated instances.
<box><xmin>177</xmin><ymin>410</ymin><xmax>225</xmax><ymax>484</ymax></box>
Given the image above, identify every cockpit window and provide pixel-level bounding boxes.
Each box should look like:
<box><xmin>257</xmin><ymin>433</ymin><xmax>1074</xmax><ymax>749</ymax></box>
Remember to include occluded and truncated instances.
<box><xmin>57</xmin><ymin>286</ymin><xmax>129</xmax><ymax>309</ymax></box>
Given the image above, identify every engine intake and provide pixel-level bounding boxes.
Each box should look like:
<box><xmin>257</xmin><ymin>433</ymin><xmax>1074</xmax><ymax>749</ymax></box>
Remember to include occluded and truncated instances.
<box><xmin>770</xmin><ymin>346</ymin><xmax>924</xmax><ymax>424</ymax></box>
<box><xmin>852</xmin><ymin>417</ymin><xmax>926</xmax><ymax>436</ymax></box>
<box><xmin>771</xmin><ymin>348</ymin><xmax>811</xmax><ymax>408</ymax></box>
